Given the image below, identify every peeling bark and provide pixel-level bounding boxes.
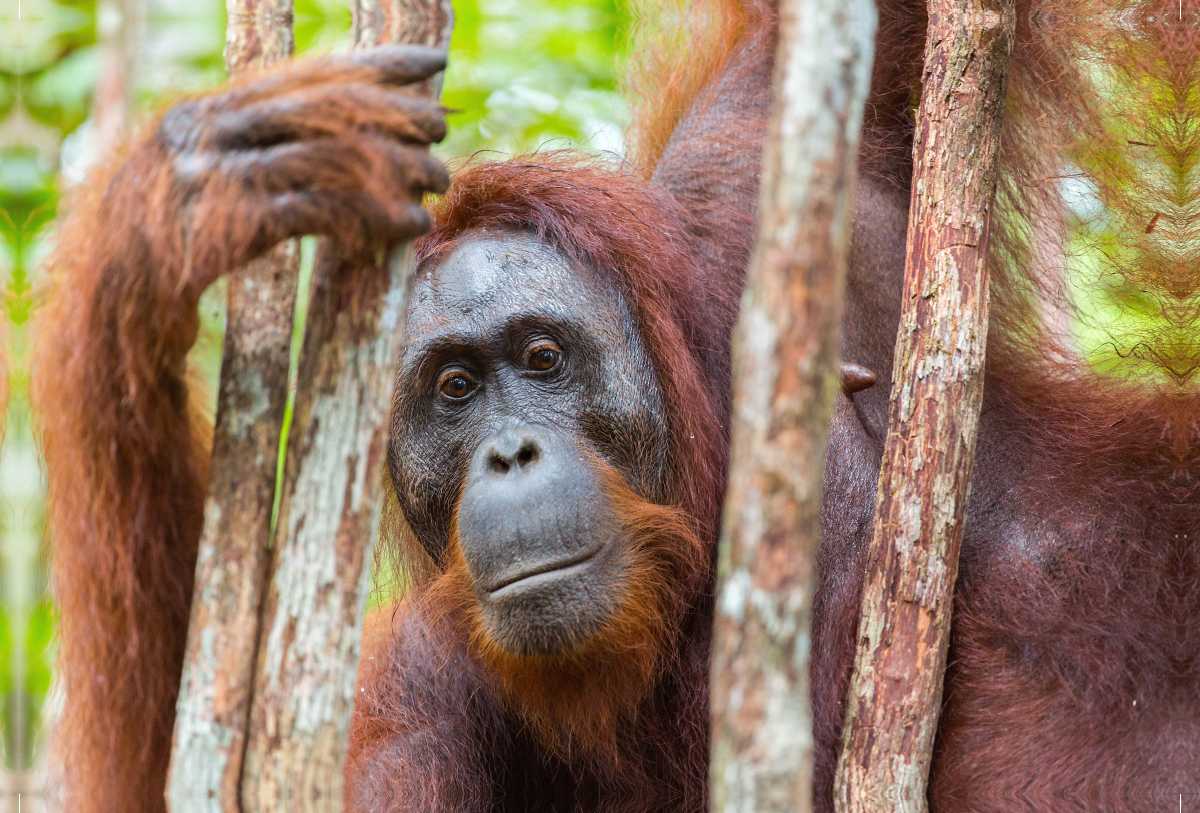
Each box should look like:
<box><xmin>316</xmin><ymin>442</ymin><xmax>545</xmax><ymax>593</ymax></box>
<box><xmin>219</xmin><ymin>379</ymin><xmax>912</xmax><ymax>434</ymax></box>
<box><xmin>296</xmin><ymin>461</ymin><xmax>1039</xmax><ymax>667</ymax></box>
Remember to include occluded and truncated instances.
<box><xmin>708</xmin><ymin>0</ymin><xmax>875</xmax><ymax>809</ymax></box>
<box><xmin>833</xmin><ymin>1</ymin><xmax>1015</xmax><ymax>811</ymax></box>
<box><xmin>237</xmin><ymin>2</ymin><xmax>452</xmax><ymax>811</ymax></box>
<box><xmin>166</xmin><ymin>3</ymin><xmax>298</xmax><ymax>811</ymax></box>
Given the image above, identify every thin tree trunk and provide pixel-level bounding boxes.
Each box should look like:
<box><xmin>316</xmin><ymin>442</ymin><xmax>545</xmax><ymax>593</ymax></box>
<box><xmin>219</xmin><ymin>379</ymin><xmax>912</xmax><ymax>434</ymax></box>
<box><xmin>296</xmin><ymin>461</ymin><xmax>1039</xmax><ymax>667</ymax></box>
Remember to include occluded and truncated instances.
<box><xmin>92</xmin><ymin>0</ymin><xmax>143</xmax><ymax>155</ymax></box>
<box><xmin>237</xmin><ymin>2</ymin><xmax>452</xmax><ymax>811</ymax></box>
<box><xmin>833</xmin><ymin>0</ymin><xmax>1015</xmax><ymax>810</ymax></box>
<box><xmin>708</xmin><ymin>0</ymin><xmax>875</xmax><ymax>807</ymax></box>
<box><xmin>165</xmin><ymin>2</ymin><xmax>298</xmax><ymax>811</ymax></box>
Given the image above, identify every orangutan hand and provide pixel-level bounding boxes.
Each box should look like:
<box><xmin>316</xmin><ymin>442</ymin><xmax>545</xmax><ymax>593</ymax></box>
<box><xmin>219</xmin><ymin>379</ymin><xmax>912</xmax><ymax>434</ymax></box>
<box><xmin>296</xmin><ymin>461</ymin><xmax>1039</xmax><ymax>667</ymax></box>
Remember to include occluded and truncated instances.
<box><xmin>155</xmin><ymin>44</ymin><xmax>451</xmax><ymax>260</ymax></box>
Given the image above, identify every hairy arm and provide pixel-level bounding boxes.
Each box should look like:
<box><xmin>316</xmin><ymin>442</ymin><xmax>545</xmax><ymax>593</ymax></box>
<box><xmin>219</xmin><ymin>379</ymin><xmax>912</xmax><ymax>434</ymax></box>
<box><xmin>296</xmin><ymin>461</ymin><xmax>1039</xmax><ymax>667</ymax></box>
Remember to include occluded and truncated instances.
<box><xmin>33</xmin><ymin>46</ymin><xmax>448</xmax><ymax>813</ymax></box>
<box><xmin>649</xmin><ymin>0</ymin><xmax>777</xmax><ymax>291</ymax></box>
<box><xmin>346</xmin><ymin>604</ymin><xmax>507</xmax><ymax>813</ymax></box>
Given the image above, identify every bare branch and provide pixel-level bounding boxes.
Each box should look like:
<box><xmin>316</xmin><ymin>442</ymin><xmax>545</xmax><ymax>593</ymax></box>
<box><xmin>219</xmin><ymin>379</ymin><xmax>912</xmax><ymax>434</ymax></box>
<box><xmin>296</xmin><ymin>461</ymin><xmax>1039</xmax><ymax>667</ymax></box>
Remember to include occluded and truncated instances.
<box><xmin>236</xmin><ymin>2</ymin><xmax>452</xmax><ymax>811</ymax></box>
<box><xmin>708</xmin><ymin>0</ymin><xmax>876</xmax><ymax>807</ymax></box>
<box><xmin>166</xmin><ymin>1</ymin><xmax>298</xmax><ymax>810</ymax></box>
<box><xmin>834</xmin><ymin>0</ymin><xmax>1016</xmax><ymax>810</ymax></box>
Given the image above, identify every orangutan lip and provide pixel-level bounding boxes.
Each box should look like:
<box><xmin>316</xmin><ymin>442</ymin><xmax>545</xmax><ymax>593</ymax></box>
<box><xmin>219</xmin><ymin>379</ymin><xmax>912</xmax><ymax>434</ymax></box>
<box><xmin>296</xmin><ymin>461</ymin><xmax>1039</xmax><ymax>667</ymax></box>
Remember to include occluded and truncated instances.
<box><xmin>487</xmin><ymin>544</ymin><xmax>604</xmax><ymax>596</ymax></box>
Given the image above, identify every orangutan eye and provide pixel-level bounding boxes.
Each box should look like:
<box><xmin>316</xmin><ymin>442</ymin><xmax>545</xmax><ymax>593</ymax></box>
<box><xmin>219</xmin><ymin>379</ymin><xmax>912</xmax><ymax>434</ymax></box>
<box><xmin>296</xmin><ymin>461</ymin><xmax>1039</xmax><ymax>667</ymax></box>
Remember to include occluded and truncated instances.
<box><xmin>527</xmin><ymin>344</ymin><xmax>562</xmax><ymax>372</ymax></box>
<box><xmin>438</xmin><ymin>370</ymin><xmax>476</xmax><ymax>400</ymax></box>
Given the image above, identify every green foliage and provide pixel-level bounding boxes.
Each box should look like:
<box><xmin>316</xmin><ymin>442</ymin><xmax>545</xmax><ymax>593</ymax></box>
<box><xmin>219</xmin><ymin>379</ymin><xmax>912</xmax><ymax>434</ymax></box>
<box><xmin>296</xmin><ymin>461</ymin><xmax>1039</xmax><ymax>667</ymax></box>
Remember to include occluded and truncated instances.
<box><xmin>1051</xmin><ymin>51</ymin><xmax>1200</xmax><ymax>383</ymax></box>
<box><xmin>295</xmin><ymin>0</ymin><xmax>354</xmax><ymax>53</ymax></box>
<box><xmin>25</xmin><ymin>598</ymin><xmax>56</xmax><ymax>702</ymax></box>
<box><xmin>0</xmin><ymin>607</ymin><xmax>10</xmax><ymax>700</ymax></box>
<box><xmin>0</xmin><ymin>167</ymin><xmax>56</xmax><ymax>327</ymax></box>
<box><xmin>439</xmin><ymin>0</ymin><xmax>631</xmax><ymax>158</ymax></box>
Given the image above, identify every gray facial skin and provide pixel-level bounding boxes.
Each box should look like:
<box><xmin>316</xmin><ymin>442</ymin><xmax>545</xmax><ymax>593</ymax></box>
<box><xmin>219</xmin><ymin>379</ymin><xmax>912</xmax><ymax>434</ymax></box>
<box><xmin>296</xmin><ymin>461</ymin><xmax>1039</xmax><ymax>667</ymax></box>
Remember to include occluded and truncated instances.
<box><xmin>387</xmin><ymin>232</ymin><xmax>667</xmax><ymax>655</ymax></box>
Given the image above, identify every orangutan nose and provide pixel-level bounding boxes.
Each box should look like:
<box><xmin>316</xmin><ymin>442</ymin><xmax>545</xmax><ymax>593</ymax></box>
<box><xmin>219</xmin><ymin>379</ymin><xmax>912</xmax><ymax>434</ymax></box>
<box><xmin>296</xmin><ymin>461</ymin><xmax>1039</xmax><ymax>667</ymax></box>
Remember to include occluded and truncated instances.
<box><xmin>484</xmin><ymin>428</ymin><xmax>542</xmax><ymax>476</ymax></box>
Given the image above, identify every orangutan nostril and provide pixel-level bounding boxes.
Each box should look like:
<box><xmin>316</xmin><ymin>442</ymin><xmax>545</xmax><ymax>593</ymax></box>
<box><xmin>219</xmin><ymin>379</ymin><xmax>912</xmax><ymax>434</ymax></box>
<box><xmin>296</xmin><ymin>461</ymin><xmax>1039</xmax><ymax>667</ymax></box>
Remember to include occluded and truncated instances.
<box><xmin>516</xmin><ymin>443</ymin><xmax>537</xmax><ymax>467</ymax></box>
<box><xmin>488</xmin><ymin>452</ymin><xmax>511</xmax><ymax>475</ymax></box>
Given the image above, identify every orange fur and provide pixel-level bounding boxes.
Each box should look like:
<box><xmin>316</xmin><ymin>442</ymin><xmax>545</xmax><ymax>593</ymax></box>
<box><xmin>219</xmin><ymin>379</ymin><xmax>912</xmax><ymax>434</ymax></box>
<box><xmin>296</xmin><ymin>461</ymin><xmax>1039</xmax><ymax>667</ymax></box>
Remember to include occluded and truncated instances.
<box><xmin>623</xmin><ymin>0</ymin><xmax>748</xmax><ymax>172</ymax></box>
<box><xmin>33</xmin><ymin>141</ymin><xmax>211</xmax><ymax>813</ymax></box>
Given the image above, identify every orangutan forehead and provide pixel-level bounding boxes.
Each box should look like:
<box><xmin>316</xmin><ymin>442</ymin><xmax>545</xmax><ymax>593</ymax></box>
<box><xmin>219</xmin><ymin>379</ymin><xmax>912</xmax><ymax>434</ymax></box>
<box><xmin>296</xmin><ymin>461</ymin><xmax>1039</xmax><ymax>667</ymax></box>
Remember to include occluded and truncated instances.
<box><xmin>404</xmin><ymin>232</ymin><xmax>632</xmax><ymax>346</ymax></box>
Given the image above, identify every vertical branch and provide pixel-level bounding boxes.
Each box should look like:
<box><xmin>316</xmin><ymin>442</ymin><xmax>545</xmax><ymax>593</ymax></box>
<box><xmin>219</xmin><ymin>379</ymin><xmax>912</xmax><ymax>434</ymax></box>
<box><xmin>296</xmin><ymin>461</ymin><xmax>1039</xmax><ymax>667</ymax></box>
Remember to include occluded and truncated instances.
<box><xmin>165</xmin><ymin>2</ymin><xmax>298</xmax><ymax>811</ymax></box>
<box><xmin>238</xmin><ymin>2</ymin><xmax>452</xmax><ymax>811</ymax></box>
<box><xmin>708</xmin><ymin>0</ymin><xmax>875</xmax><ymax>808</ymax></box>
<box><xmin>833</xmin><ymin>0</ymin><xmax>1015</xmax><ymax>810</ymax></box>
<box><xmin>93</xmin><ymin>0</ymin><xmax>144</xmax><ymax>155</ymax></box>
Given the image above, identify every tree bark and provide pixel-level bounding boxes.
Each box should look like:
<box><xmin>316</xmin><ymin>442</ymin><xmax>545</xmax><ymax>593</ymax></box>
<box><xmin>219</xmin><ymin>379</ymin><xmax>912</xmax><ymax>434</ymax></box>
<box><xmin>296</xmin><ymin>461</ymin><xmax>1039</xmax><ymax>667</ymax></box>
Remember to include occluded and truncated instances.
<box><xmin>833</xmin><ymin>0</ymin><xmax>1015</xmax><ymax>810</ymax></box>
<box><xmin>237</xmin><ymin>2</ymin><xmax>452</xmax><ymax>811</ymax></box>
<box><xmin>707</xmin><ymin>0</ymin><xmax>875</xmax><ymax>808</ymax></box>
<box><xmin>165</xmin><ymin>1</ymin><xmax>298</xmax><ymax>813</ymax></box>
<box><xmin>165</xmin><ymin>4</ymin><xmax>298</xmax><ymax>813</ymax></box>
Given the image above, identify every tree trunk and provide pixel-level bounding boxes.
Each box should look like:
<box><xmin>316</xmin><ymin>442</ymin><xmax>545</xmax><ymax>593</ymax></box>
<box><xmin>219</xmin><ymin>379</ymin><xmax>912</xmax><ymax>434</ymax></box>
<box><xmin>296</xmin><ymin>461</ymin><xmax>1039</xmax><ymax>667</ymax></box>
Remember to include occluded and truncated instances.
<box><xmin>237</xmin><ymin>2</ymin><xmax>452</xmax><ymax>811</ymax></box>
<box><xmin>165</xmin><ymin>2</ymin><xmax>298</xmax><ymax>811</ymax></box>
<box><xmin>833</xmin><ymin>0</ymin><xmax>1015</xmax><ymax>810</ymax></box>
<box><xmin>707</xmin><ymin>0</ymin><xmax>875</xmax><ymax>807</ymax></box>
<box><xmin>92</xmin><ymin>0</ymin><xmax>143</xmax><ymax>155</ymax></box>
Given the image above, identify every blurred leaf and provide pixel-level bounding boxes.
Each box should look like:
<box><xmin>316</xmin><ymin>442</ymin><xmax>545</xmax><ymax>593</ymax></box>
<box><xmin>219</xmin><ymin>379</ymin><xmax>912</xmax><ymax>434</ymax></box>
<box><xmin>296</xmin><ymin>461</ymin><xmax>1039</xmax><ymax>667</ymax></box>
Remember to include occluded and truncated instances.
<box><xmin>295</xmin><ymin>0</ymin><xmax>353</xmax><ymax>54</ymax></box>
<box><xmin>437</xmin><ymin>0</ymin><xmax>632</xmax><ymax>158</ymax></box>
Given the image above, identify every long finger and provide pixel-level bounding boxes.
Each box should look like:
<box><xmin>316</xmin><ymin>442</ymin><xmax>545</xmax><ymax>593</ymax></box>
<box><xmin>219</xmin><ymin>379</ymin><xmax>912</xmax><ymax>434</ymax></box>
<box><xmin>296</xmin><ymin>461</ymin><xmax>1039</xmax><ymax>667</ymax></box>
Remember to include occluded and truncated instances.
<box><xmin>183</xmin><ymin>135</ymin><xmax>449</xmax><ymax>200</ymax></box>
<box><xmin>242</xmin><ymin>190</ymin><xmax>433</xmax><ymax>258</ymax></box>
<box><xmin>205</xmin><ymin>84</ymin><xmax>447</xmax><ymax>151</ymax></box>
<box><xmin>224</xmin><ymin>45</ymin><xmax>446</xmax><ymax>104</ymax></box>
